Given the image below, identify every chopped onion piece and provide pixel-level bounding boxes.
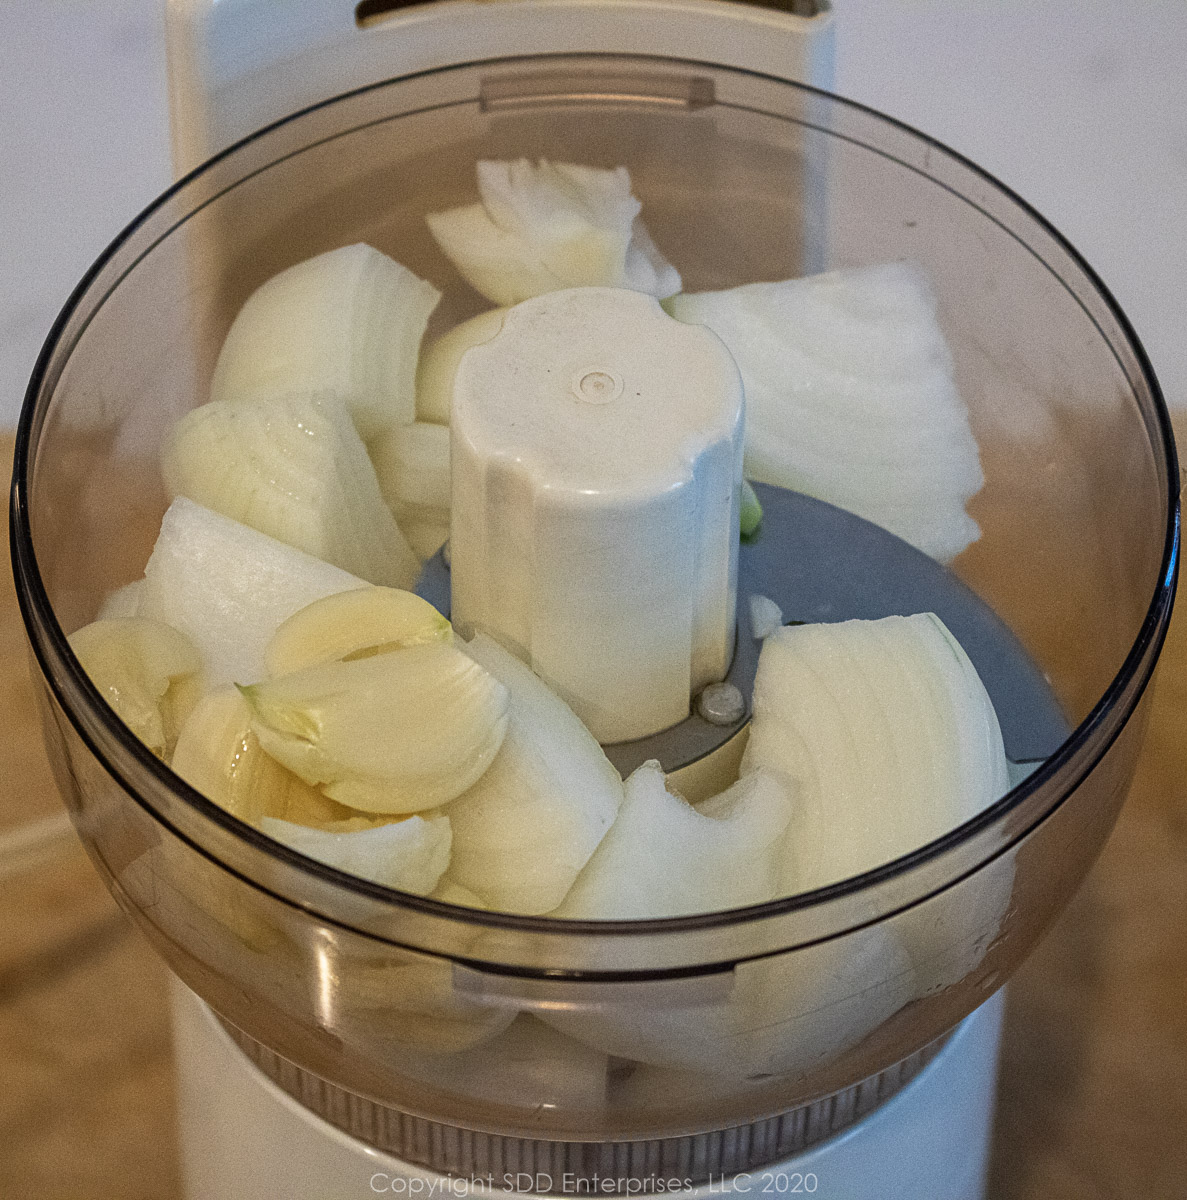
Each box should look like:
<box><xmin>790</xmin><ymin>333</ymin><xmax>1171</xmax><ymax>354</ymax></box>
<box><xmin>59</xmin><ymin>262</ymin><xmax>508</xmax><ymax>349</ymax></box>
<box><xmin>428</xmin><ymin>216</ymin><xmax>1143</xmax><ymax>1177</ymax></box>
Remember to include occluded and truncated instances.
<box><xmin>401</xmin><ymin>518</ymin><xmax>451</xmax><ymax>562</ymax></box>
<box><xmin>742</xmin><ymin>613</ymin><xmax>1009</xmax><ymax>892</ymax></box>
<box><xmin>748</xmin><ymin>593</ymin><xmax>784</xmax><ymax>640</ymax></box>
<box><xmin>139</xmin><ymin>498</ymin><xmax>364</xmax><ymax>688</ymax></box>
<box><xmin>444</xmin><ymin>634</ymin><xmax>622</xmax><ymax>914</ymax></box>
<box><xmin>415</xmin><ymin>308</ymin><xmax>508</xmax><ymax>425</ymax></box>
<box><xmin>211</xmin><ymin>243</ymin><xmax>440</xmax><ymax>443</ymax></box>
<box><xmin>163</xmin><ymin>391</ymin><xmax>420</xmax><ymax>589</ymax></box>
<box><xmin>370</xmin><ymin>420</ymin><xmax>451</xmax><ymax>556</ymax></box>
<box><xmin>666</xmin><ymin>263</ymin><xmax>983</xmax><ymax>562</ymax></box>
<box><xmin>258</xmin><ymin>813</ymin><xmax>451</xmax><ymax>895</ymax></box>
<box><xmin>553</xmin><ymin>761</ymin><xmax>792</xmax><ymax>919</ymax></box>
<box><xmin>427</xmin><ymin>160</ymin><xmax>680</xmax><ymax>305</ymax></box>
<box><xmin>97</xmin><ymin>580</ymin><xmax>144</xmax><ymax>621</ymax></box>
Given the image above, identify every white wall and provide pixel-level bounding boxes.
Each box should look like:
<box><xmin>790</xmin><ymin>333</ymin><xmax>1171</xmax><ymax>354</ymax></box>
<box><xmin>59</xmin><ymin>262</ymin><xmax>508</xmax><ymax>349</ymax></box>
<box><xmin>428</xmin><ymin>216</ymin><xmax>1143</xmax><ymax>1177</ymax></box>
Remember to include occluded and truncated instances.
<box><xmin>0</xmin><ymin>0</ymin><xmax>171</xmax><ymax>425</ymax></box>
<box><xmin>1</xmin><ymin>0</ymin><xmax>1183</xmax><ymax>427</ymax></box>
<box><xmin>833</xmin><ymin>0</ymin><xmax>1187</xmax><ymax>416</ymax></box>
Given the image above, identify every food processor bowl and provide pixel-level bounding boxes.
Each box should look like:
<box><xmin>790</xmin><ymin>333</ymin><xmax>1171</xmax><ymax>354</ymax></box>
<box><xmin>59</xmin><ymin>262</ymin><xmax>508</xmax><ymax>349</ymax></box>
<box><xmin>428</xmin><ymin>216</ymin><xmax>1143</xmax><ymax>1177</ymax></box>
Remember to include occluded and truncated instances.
<box><xmin>10</xmin><ymin>53</ymin><xmax>1177</xmax><ymax>1163</ymax></box>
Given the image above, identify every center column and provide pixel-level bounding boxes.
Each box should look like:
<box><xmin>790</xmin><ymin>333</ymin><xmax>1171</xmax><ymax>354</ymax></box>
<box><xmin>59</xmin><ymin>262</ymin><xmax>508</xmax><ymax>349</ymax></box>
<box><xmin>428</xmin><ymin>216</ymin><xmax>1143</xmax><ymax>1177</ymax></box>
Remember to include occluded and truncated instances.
<box><xmin>450</xmin><ymin>287</ymin><xmax>744</xmax><ymax>744</ymax></box>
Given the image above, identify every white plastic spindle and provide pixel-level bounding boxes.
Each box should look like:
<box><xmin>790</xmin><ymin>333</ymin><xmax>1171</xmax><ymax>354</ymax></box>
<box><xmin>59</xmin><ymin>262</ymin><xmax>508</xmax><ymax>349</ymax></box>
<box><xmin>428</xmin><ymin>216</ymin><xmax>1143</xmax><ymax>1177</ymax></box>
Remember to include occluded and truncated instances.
<box><xmin>450</xmin><ymin>287</ymin><xmax>744</xmax><ymax>743</ymax></box>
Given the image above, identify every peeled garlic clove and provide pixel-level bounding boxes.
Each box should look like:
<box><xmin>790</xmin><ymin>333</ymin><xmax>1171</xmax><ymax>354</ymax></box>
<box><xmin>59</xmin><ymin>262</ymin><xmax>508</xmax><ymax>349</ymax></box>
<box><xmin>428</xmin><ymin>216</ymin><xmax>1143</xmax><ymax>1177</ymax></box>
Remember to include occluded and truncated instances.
<box><xmin>242</xmin><ymin>643</ymin><xmax>510</xmax><ymax>813</ymax></box>
<box><xmin>426</xmin><ymin>159</ymin><xmax>680</xmax><ymax>306</ymax></box>
<box><xmin>258</xmin><ymin>813</ymin><xmax>451</xmax><ymax>894</ymax></box>
<box><xmin>666</xmin><ymin>263</ymin><xmax>983</xmax><ymax>562</ymax></box>
<box><xmin>163</xmin><ymin>391</ymin><xmax>420</xmax><ymax>589</ymax></box>
<box><xmin>265</xmin><ymin>586</ymin><xmax>450</xmax><ymax>677</ymax></box>
<box><xmin>443</xmin><ymin>634</ymin><xmax>622</xmax><ymax>915</ymax></box>
<box><xmin>742</xmin><ymin>613</ymin><xmax>1009</xmax><ymax>892</ymax></box>
<box><xmin>415</xmin><ymin>308</ymin><xmax>508</xmax><ymax>425</ymax></box>
<box><xmin>171</xmin><ymin>686</ymin><xmax>355</xmax><ymax>826</ymax></box>
<box><xmin>369</xmin><ymin>420</ymin><xmax>451</xmax><ymax>533</ymax></box>
<box><xmin>211</xmin><ymin>243</ymin><xmax>441</xmax><ymax>443</ymax></box>
<box><xmin>140</xmin><ymin>498</ymin><xmax>365</xmax><ymax>688</ymax></box>
<box><xmin>553</xmin><ymin>762</ymin><xmax>792</xmax><ymax>919</ymax></box>
<box><xmin>69</xmin><ymin>617</ymin><xmax>202</xmax><ymax>757</ymax></box>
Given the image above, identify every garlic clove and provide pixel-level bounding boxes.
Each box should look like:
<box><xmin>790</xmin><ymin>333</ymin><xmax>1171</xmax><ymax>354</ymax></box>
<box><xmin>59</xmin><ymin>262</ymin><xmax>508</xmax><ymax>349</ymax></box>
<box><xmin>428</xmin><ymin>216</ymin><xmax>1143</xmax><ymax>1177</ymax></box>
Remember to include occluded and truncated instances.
<box><xmin>242</xmin><ymin>643</ymin><xmax>510</xmax><ymax>813</ymax></box>
<box><xmin>171</xmin><ymin>686</ymin><xmax>355</xmax><ymax>827</ymax></box>
<box><xmin>265</xmin><ymin>586</ymin><xmax>450</xmax><ymax>677</ymax></box>
<box><xmin>69</xmin><ymin>617</ymin><xmax>203</xmax><ymax>758</ymax></box>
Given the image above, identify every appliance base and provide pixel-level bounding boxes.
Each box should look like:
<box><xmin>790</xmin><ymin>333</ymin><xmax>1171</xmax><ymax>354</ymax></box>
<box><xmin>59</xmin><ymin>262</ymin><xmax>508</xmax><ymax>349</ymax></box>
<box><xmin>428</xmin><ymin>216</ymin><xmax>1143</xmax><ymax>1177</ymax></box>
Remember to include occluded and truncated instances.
<box><xmin>173</xmin><ymin>982</ymin><xmax>1003</xmax><ymax>1200</ymax></box>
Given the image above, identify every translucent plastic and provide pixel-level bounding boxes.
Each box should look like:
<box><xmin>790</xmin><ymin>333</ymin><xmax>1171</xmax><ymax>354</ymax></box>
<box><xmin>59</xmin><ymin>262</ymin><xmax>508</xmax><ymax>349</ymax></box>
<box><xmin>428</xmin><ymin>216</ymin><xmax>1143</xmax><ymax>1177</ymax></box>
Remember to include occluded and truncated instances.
<box><xmin>10</xmin><ymin>56</ymin><xmax>1178</xmax><ymax>1144</ymax></box>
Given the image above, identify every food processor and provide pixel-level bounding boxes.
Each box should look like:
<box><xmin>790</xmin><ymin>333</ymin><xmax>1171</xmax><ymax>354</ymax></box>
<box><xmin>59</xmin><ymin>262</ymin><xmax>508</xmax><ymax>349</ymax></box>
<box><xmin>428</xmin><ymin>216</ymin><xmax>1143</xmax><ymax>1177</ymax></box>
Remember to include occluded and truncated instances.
<box><xmin>9</xmin><ymin>4</ymin><xmax>1178</xmax><ymax>1199</ymax></box>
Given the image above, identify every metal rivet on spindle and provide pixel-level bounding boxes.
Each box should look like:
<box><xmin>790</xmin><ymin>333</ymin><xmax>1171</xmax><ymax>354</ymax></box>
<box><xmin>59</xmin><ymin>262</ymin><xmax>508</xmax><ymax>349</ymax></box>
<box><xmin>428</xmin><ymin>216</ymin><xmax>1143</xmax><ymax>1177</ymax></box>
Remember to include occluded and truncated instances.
<box><xmin>696</xmin><ymin>681</ymin><xmax>746</xmax><ymax>726</ymax></box>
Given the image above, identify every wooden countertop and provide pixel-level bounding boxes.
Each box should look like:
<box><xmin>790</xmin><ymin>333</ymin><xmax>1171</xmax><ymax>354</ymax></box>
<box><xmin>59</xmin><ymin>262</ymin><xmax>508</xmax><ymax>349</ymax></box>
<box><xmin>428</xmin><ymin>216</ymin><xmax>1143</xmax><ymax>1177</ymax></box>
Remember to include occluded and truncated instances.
<box><xmin>1</xmin><ymin>432</ymin><xmax>1185</xmax><ymax>1200</ymax></box>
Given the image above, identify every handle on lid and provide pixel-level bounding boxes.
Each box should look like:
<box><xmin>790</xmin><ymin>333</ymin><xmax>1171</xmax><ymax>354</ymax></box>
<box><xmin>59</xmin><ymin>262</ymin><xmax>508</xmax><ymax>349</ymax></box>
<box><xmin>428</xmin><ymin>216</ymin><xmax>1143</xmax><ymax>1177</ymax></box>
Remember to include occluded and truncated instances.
<box><xmin>450</xmin><ymin>960</ymin><xmax>736</xmax><ymax>1011</ymax></box>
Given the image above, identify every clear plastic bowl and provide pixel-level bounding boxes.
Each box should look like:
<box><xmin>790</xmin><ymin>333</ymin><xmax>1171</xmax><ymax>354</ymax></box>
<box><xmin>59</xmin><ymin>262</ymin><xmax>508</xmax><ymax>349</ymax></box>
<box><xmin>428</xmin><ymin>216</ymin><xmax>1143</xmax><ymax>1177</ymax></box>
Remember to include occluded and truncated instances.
<box><xmin>10</xmin><ymin>54</ymin><xmax>1178</xmax><ymax>1148</ymax></box>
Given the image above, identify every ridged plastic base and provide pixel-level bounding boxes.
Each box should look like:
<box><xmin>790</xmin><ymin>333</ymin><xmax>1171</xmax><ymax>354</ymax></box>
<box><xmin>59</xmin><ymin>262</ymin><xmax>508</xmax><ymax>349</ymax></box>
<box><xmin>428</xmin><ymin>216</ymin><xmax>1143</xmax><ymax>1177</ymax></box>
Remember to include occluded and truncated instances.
<box><xmin>222</xmin><ymin>1020</ymin><xmax>948</xmax><ymax>1190</ymax></box>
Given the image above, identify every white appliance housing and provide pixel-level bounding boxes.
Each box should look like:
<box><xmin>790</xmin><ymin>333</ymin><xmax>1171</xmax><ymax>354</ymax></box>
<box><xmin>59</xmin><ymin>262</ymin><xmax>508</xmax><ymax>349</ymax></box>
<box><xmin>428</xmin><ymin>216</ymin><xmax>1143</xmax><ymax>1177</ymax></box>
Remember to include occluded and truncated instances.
<box><xmin>166</xmin><ymin>0</ymin><xmax>835</xmax><ymax>173</ymax></box>
<box><xmin>174</xmin><ymin>980</ymin><xmax>1004</xmax><ymax>1200</ymax></box>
